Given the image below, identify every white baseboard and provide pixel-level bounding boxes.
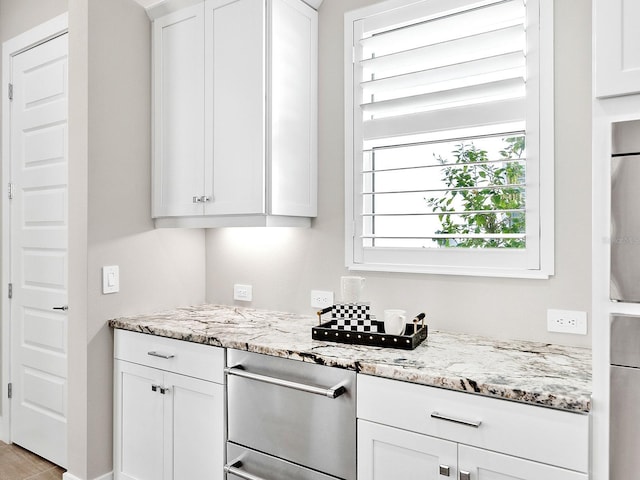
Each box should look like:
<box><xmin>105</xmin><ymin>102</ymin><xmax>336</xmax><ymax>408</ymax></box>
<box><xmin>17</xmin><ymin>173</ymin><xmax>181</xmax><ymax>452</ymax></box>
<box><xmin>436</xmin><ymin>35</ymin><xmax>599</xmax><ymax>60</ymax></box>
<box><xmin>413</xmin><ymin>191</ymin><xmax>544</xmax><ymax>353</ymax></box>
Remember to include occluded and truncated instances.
<box><xmin>62</xmin><ymin>472</ymin><xmax>113</xmax><ymax>480</ymax></box>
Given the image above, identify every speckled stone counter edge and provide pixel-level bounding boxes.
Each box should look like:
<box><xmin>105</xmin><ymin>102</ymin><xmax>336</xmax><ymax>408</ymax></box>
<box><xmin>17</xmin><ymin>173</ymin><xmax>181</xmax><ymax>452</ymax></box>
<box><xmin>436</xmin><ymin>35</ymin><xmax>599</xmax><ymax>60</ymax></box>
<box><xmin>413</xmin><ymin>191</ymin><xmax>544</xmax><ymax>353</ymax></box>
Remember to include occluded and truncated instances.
<box><xmin>108</xmin><ymin>304</ymin><xmax>592</xmax><ymax>413</ymax></box>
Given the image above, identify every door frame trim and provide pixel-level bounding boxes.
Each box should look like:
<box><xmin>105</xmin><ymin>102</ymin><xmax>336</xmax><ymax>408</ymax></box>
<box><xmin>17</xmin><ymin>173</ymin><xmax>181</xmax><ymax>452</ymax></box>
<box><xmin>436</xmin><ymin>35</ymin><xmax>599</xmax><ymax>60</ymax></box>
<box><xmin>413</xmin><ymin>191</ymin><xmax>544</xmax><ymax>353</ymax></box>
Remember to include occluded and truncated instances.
<box><xmin>0</xmin><ymin>12</ymin><xmax>68</xmax><ymax>444</ymax></box>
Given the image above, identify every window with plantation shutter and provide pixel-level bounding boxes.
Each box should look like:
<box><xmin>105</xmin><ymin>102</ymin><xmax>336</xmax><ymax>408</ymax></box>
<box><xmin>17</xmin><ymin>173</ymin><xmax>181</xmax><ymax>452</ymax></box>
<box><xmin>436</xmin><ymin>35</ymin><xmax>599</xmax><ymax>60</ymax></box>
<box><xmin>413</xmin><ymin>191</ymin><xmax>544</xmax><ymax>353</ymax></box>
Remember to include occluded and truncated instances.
<box><xmin>344</xmin><ymin>0</ymin><xmax>554</xmax><ymax>278</ymax></box>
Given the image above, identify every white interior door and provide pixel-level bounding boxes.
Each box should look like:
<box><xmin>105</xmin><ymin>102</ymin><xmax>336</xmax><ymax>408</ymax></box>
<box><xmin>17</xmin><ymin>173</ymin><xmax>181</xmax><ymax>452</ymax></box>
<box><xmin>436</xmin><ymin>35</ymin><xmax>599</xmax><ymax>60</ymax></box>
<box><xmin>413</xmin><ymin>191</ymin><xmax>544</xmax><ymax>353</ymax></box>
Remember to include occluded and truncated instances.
<box><xmin>9</xmin><ymin>32</ymin><xmax>68</xmax><ymax>467</ymax></box>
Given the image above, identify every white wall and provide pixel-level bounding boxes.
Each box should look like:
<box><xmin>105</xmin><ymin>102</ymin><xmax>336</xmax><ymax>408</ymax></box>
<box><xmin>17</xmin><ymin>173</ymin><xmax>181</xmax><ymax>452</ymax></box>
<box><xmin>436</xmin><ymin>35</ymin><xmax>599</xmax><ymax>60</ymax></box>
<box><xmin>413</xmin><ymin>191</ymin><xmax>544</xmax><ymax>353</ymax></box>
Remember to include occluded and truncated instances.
<box><xmin>69</xmin><ymin>0</ymin><xmax>206</xmax><ymax>477</ymax></box>
<box><xmin>205</xmin><ymin>0</ymin><xmax>593</xmax><ymax>348</ymax></box>
<box><xmin>0</xmin><ymin>0</ymin><xmax>68</xmax><ymax>41</ymax></box>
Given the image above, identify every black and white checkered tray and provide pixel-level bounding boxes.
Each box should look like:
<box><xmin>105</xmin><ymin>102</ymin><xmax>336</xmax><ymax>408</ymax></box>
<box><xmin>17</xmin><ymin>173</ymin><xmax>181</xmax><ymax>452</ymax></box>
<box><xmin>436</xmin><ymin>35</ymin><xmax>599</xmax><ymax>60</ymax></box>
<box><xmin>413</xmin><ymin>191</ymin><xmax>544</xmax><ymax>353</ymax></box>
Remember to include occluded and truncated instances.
<box><xmin>312</xmin><ymin>305</ymin><xmax>428</xmax><ymax>350</ymax></box>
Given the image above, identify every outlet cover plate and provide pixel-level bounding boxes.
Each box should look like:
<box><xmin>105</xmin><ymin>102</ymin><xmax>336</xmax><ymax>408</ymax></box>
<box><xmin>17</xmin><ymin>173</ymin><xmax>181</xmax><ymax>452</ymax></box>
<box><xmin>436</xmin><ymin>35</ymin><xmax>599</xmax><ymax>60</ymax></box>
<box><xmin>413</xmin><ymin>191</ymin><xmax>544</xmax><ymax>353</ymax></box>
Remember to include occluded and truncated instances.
<box><xmin>234</xmin><ymin>284</ymin><xmax>253</xmax><ymax>302</ymax></box>
<box><xmin>547</xmin><ymin>309</ymin><xmax>587</xmax><ymax>335</ymax></box>
<box><xmin>311</xmin><ymin>290</ymin><xmax>334</xmax><ymax>309</ymax></box>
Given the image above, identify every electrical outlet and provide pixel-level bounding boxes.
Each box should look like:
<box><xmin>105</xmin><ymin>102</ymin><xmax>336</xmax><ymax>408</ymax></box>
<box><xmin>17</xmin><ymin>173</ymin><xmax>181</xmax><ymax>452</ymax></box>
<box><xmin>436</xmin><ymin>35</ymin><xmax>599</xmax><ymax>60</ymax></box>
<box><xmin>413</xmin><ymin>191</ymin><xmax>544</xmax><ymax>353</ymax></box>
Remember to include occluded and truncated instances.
<box><xmin>547</xmin><ymin>309</ymin><xmax>588</xmax><ymax>335</ymax></box>
<box><xmin>234</xmin><ymin>284</ymin><xmax>253</xmax><ymax>302</ymax></box>
<box><xmin>311</xmin><ymin>290</ymin><xmax>334</xmax><ymax>309</ymax></box>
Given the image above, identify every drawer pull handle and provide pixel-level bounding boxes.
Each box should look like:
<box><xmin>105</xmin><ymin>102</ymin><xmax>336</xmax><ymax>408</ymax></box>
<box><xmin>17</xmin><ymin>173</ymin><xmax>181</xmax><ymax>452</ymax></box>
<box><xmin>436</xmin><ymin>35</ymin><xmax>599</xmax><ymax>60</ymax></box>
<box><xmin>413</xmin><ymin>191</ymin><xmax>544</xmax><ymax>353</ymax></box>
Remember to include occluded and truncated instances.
<box><xmin>460</xmin><ymin>471</ymin><xmax>471</xmax><ymax>480</ymax></box>
<box><xmin>224</xmin><ymin>366</ymin><xmax>347</xmax><ymax>399</ymax></box>
<box><xmin>431</xmin><ymin>412</ymin><xmax>481</xmax><ymax>428</ymax></box>
<box><xmin>224</xmin><ymin>461</ymin><xmax>269</xmax><ymax>480</ymax></box>
<box><xmin>439</xmin><ymin>465</ymin><xmax>451</xmax><ymax>476</ymax></box>
<box><xmin>147</xmin><ymin>351</ymin><xmax>175</xmax><ymax>359</ymax></box>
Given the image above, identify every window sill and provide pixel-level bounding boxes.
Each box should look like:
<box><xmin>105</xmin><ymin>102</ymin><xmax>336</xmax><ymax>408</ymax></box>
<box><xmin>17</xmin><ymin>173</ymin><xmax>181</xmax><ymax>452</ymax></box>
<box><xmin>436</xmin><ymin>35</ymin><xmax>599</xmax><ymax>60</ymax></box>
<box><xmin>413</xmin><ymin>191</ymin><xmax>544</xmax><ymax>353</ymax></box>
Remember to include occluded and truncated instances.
<box><xmin>347</xmin><ymin>262</ymin><xmax>552</xmax><ymax>279</ymax></box>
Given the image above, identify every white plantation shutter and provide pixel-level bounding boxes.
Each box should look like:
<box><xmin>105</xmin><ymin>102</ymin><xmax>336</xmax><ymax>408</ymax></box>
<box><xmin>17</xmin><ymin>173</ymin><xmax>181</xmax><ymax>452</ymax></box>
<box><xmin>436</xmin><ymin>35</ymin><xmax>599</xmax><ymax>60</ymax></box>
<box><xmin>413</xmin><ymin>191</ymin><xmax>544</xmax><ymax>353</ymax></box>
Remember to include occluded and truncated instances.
<box><xmin>345</xmin><ymin>0</ymin><xmax>554</xmax><ymax>278</ymax></box>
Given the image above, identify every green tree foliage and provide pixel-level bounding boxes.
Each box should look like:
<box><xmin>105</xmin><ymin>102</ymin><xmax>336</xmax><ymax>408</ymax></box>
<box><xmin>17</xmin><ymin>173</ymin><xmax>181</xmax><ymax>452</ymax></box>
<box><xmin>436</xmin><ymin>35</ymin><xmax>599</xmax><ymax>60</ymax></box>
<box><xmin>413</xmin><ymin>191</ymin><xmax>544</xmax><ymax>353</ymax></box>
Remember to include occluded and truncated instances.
<box><xmin>426</xmin><ymin>136</ymin><xmax>526</xmax><ymax>248</ymax></box>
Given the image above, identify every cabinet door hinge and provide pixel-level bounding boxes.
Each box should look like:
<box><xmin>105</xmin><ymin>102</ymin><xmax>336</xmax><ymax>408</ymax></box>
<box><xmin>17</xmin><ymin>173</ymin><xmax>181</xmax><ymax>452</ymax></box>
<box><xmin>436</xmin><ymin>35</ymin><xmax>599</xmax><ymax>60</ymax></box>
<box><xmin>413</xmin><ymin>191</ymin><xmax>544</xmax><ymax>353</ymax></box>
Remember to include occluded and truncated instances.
<box><xmin>7</xmin><ymin>83</ymin><xmax>13</xmax><ymax>101</ymax></box>
<box><xmin>8</xmin><ymin>383</ymin><xmax>12</xmax><ymax>399</ymax></box>
<box><xmin>8</xmin><ymin>182</ymin><xmax>14</xmax><ymax>200</ymax></box>
<box><xmin>8</xmin><ymin>283</ymin><xmax>12</xmax><ymax>299</ymax></box>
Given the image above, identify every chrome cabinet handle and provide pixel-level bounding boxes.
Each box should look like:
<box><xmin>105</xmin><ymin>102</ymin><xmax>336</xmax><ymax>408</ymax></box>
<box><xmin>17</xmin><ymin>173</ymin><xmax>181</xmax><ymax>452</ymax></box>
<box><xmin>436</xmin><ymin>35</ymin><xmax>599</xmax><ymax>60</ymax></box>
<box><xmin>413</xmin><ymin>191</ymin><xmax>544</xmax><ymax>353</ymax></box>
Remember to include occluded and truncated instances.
<box><xmin>193</xmin><ymin>196</ymin><xmax>203</xmax><ymax>203</ymax></box>
<box><xmin>439</xmin><ymin>465</ymin><xmax>451</xmax><ymax>476</ymax></box>
<box><xmin>431</xmin><ymin>412</ymin><xmax>481</xmax><ymax>428</ymax></box>
<box><xmin>460</xmin><ymin>471</ymin><xmax>471</xmax><ymax>480</ymax></box>
<box><xmin>52</xmin><ymin>306</ymin><xmax>68</xmax><ymax>311</ymax></box>
<box><xmin>224</xmin><ymin>461</ymin><xmax>268</xmax><ymax>480</ymax></box>
<box><xmin>147</xmin><ymin>351</ymin><xmax>175</xmax><ymax>359</ymax></box>
<box><xmin>224</xmin><ymin>366</ymin><xmax>347</xmax><ymax>399</ymax></box>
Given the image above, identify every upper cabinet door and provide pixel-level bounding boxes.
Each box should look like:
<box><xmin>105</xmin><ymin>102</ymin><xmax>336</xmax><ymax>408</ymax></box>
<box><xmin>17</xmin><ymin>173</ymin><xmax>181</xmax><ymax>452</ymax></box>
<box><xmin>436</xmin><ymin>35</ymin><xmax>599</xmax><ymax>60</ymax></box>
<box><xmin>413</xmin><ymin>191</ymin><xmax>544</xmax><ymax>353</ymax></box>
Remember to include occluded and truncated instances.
<box><xmin>152</xmin><ymin>5</ymin><xmax>205</xmax><ymax>217</ymax></box>
<box><xmin>205</xmin><ymin>0</ymin><xmax>266</xmax><ymax>216</ymax></box>
<box><xmin>270</xmin><ymin>0</ymin><xmax>318</xmax><ymax>217</ymax></box>
<box><xmin>595</xmin><ymin>0</ymin><xmax>640</xmax><ymax>98</ymax></box>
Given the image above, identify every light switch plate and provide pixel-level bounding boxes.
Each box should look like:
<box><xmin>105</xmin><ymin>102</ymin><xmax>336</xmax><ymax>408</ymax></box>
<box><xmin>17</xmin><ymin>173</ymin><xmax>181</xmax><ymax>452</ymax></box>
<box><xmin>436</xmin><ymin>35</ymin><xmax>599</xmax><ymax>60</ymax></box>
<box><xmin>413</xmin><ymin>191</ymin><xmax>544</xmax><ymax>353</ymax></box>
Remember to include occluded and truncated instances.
<box><xmin>102</xmin><ymin>265</ymin><xmax>120</xmax><ymax>294</ymax></box>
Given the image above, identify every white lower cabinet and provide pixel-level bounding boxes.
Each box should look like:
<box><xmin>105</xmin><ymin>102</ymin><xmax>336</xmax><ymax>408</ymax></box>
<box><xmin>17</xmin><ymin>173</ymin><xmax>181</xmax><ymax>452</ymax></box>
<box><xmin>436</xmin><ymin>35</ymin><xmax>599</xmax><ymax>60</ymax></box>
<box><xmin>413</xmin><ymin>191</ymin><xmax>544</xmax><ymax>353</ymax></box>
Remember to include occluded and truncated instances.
<box><xmin>113</xmin><ymin>330</ymin><xmax>225</xmax><ymax>480</ymax></box>
<box><xmin>359</xmin><ymin>420</ymin><xmax>587</xmax><ymax>480</ymax></box>
<box><xmin>357</xmin><ymin>375</ymin><xmax>589</xmax><ymax>480</ymax></box>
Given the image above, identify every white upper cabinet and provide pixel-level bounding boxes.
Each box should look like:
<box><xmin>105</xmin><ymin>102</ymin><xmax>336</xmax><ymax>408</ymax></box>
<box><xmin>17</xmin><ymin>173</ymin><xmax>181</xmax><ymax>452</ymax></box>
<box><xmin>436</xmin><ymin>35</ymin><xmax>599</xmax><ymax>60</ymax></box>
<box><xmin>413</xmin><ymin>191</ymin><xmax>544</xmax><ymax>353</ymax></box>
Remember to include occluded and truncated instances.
<box><xmin>594</xmin><ymin>0</ymin><xmax>640</xmax><ymax>97</ymax></box>
<box><xmin>151</xmin><ymin>0</ymin><xmax>318</xmax><ymax>227</ymax></box>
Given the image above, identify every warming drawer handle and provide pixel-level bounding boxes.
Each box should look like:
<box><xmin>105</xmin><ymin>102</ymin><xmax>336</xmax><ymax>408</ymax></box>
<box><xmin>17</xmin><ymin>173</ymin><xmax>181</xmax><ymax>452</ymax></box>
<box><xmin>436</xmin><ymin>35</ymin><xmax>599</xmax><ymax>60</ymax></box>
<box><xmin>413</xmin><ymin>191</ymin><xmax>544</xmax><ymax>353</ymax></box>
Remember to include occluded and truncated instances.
<box><xmin>224</xmin><ymin>461</ymin><xmax>269</xmax><ymax>480</ymax></box>
<box><xmin>431</xmin><ymin>411</ymin><xmax>482</xmax><ymax>428</ymax></box>
<box><xmin>147</xmin><ymin>351</ymin><xmax>175</xmax><ymax>359</ymax></box>
<box><xmin>224</xmin><ymin>366</ymin><xmax>347</xmax><ymax>399</ymax></box>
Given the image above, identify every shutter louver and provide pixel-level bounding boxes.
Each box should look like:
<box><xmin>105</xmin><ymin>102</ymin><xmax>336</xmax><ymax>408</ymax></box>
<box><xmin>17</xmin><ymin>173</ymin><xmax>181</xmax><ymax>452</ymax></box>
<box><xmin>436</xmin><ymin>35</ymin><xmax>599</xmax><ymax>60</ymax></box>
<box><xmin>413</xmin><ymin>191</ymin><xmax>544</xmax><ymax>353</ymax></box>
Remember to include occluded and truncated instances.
<box><xmin>354</xmin><ymin>0</ymin><xmax>528</xmax><ymax>249</ymax></box>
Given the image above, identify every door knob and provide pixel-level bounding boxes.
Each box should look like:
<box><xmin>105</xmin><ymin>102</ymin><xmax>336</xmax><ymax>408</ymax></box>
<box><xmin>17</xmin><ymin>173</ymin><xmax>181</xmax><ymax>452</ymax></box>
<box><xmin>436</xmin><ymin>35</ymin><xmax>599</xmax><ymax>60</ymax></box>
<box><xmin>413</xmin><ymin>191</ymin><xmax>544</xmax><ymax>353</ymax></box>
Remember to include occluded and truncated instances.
<box><xmin>52</xmin><ymin>306</ymin><xmax>68</xmax><ymax>311</ymax></box>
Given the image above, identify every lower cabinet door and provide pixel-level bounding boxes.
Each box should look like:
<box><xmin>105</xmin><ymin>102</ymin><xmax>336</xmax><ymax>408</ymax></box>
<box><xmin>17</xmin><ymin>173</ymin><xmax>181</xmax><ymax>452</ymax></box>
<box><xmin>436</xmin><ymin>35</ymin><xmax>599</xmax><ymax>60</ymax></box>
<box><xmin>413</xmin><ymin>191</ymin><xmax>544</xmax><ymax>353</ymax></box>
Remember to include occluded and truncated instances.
<box><xmin>167</xmin><ymin>372</ymin><xmax>225</xmax><ymax>480</ymax></box>
<box><xmin>358</xmin><ymin>420</ymin><xmax>457</xmax><ymax>480</ymax></box>
<box><xmin>458</xmin><ymin>445</ymin><xmax>589</xmax><ymax>480</ymax></box>
<box><xmin>115</xmin><ymin>361</ymin><xmax>165</xmax><ymax>480</ymax></box>
<box><xmin>115</xmin><ymin>361</ymin><xmax>225</xmax><ymax>480</ymax></box>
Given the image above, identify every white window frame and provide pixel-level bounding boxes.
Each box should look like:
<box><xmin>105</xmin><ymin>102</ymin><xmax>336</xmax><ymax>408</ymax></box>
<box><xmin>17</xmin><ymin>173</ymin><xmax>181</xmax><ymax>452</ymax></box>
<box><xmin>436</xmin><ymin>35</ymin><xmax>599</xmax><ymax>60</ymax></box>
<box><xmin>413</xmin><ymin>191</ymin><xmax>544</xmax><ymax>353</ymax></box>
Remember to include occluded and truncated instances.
<box><xmin>344</xmin><ymin>0</ymin><xmax>554</xmax><ymax>279</ymax></box>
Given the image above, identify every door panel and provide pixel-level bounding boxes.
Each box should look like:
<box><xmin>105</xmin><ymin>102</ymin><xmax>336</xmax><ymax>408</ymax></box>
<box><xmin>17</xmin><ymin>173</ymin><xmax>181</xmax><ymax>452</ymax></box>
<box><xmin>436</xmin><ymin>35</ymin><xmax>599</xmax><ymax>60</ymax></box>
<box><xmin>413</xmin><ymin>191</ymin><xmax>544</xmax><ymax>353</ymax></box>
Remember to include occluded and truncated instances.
<box><xmin>152</xmin><ymin>4</ymin><xmax>205</xmax><ymax>217</ymax></box>
<box><xmin>115</xmin><ymin>361</ymin><xmax>165</xmax><ymax>480</ymax></box>
<box><xmin>358</xmin><ymin>419</ymin><xmax>457</xmax><ymax>480</ymax></box>
<box><xmin>458</xmin><ymin>445</ymin><xmax>588</xmax><ymax>480</ymax></box>
<box><xmin>167</xmin><ymin>372</ymin><xmax>224</xmax><ymax>480</ymax></box>
<box><xmin>10</xmin><ymin>32</ymin><xmax>68</xmax><ymax>467</ymax></box>
<box><xmin>206</xmin><ymin>0</ymin><xmax>265</xmax><ymax>215</ymax></box>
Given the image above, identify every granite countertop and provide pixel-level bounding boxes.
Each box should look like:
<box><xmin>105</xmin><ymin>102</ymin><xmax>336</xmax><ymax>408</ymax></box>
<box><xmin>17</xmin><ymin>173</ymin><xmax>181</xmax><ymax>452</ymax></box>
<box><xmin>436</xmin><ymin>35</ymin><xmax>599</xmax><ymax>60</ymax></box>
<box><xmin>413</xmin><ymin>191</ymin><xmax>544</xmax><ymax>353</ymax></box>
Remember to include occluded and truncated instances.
<box><xmin>108</xmin><ymin>304</ymin><xmax>592</xmax><ymax>413</ymax></box>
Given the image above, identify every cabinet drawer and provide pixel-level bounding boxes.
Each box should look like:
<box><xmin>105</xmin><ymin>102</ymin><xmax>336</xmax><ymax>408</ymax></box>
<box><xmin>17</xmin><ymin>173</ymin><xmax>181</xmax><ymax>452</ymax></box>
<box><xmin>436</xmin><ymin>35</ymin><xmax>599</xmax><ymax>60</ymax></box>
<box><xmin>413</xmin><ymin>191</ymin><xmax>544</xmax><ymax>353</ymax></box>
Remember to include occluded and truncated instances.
<box><xmin>357</xmin><ymin>375</ymin><xmax>589</xmax><ymax>473</ymax></box>
<box><xmin>114</xmin><ymin>329</ymin><xmax>224</xmax><ymax>383</ymax></box>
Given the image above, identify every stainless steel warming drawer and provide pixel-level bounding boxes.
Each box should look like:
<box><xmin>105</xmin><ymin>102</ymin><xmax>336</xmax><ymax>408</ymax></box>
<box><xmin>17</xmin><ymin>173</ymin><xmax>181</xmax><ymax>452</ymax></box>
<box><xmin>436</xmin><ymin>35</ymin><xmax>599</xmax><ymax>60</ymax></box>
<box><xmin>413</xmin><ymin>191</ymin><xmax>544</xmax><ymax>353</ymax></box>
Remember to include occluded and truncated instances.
<box><xmin>225</xmin><ymin>349</ymin><xmax>356</xmax><ymax>480</ymax></box>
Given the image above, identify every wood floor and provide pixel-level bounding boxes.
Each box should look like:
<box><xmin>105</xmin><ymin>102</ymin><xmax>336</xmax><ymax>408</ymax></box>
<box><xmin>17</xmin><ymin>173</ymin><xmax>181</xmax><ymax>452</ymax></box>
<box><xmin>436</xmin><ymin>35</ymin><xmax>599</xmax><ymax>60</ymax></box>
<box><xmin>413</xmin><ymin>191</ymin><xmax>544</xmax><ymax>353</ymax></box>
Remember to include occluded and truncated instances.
<box><xmin>0</xmin><ymin>442</ymin><xmax>64</xmax><ymax>480</ymax></box>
